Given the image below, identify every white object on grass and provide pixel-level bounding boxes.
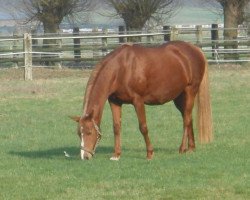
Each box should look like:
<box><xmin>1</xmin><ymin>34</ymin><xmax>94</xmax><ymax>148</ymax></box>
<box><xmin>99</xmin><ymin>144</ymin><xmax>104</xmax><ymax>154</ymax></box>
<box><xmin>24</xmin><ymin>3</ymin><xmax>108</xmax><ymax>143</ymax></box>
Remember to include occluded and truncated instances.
<box><xmin>64</xmin><ymin>151</ymin><xmax>70</xmax><ymax>158</ymax></box>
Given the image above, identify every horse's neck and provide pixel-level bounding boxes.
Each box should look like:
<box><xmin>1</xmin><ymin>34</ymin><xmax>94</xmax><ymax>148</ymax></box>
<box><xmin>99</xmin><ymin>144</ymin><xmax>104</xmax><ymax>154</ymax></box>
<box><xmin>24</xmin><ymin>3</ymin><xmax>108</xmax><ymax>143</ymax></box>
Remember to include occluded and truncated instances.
<box><xmin>83</xmin><ymin>65</ymin><xmax>114</xmax><ymax>124</ymax></box>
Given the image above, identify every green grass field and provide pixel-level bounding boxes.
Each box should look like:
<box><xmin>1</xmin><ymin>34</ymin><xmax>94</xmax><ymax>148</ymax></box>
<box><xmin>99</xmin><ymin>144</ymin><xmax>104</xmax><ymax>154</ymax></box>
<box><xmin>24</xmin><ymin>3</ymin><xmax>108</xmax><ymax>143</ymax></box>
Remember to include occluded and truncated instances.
<box><xmin>0</xmin><ymin>65</ymin><xmax>249</xmax><ymax>200</ymax></box>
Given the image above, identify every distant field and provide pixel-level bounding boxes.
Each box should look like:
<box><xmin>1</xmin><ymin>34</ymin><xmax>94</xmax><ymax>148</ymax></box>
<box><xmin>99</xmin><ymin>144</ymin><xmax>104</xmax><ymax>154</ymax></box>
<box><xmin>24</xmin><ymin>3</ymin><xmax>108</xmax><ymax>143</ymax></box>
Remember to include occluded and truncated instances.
<box><xmin>0</xmin><ymin>65</ymin><xmax>249</xmax><ymax>200</ymax></box>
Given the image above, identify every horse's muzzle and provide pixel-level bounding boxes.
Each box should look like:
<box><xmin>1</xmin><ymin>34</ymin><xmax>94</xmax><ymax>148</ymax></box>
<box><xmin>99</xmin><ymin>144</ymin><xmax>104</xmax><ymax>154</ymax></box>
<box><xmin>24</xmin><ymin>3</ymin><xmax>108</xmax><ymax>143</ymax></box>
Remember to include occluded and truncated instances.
<box><xmin>80</xmin><ymin>149</ymin><xmax>93</xmax><ymax>160</ymax></box>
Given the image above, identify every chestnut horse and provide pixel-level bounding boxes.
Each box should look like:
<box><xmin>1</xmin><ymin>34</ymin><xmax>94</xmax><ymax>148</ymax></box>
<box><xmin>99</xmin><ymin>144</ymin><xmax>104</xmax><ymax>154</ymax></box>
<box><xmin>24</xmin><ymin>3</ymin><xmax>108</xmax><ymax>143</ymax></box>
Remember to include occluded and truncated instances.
<box><xmin>71</xmin><ymin>41</ymin><xmax>213</xmax><ymax>160</ymax></box>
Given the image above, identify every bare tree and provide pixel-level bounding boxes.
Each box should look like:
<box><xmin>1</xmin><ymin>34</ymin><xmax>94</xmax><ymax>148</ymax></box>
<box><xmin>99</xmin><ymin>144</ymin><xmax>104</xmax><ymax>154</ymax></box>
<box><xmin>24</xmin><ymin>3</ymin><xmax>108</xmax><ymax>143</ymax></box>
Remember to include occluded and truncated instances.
<box><xmin>104</xmin><ymin>0</ymin><xmax>180</xmax><ymax>33</ymax></box>
<box><xmin>217</xmin><ymin>0</ymin><xmax>250</xmax><ymax>59</ymax></box>
<box><xmin>1</xmin><ymin>0</ymin><xmax>96</xmax><ymax>65</ymax></box>
<box><xmin>218</xmin><ymin>1</ymin><xmax>248</xmax><ymax>38</ymax></box>
<box><xmin>203</xmin><ymin>0</ymin><xmax>250</xmax><ymax>58</ymax></box>
<box><xmin>2</xmin><ymin>0</ymin><xmax>95</xmax><ymax>34</ymax></box>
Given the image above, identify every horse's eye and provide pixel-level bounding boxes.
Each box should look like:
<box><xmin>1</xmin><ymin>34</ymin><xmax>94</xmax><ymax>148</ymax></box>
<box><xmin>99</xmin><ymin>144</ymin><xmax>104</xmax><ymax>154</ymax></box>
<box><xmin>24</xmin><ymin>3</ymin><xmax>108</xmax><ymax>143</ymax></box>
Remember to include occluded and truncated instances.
<box><xmin>88</xmin><ymin>129</ymin><xmax>95</xmax><ymax>135</ymax></box>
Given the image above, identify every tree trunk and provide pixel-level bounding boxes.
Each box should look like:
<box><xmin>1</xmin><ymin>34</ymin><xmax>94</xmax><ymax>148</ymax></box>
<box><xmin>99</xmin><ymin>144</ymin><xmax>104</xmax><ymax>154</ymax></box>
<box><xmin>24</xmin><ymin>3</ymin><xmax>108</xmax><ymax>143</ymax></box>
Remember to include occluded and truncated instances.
<box><xmin>42</xmin><ymin>21</ymin><xmax>60</xmax><ymax>66</ymax></box>
<box><xmin>126</xmin><ymin>26</ymin><xmax>143</xmax><ymax>43</ymax></box>
<box><xmin>125</xmin><ymin>20</ymin><xmax>145</xmax><ymax>43</ymax></box>
<box><xmin>43</xmin><ymin>20</ymin><xmax>60</xmax><ymax>46</ymax></box>
<box><xmin>223</xmin><ymin>1</ymin><xmax>239</xmax><ymax>60</ymax></box>
<box><xmin>123</xmin><ymin>11</ymin><xmax>147</xmax><ymax>43</ymax></box>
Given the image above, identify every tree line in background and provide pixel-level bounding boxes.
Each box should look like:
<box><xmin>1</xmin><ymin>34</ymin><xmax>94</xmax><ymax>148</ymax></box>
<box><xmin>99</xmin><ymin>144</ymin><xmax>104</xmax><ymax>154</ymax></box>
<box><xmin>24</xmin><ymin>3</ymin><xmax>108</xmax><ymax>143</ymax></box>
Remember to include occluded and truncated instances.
<box><xmin>0</xmin><ymin>0</ymin><xmax>249</xmax><ymax>60</ymax></box>
<box><xmin>1</xmin><ymin>0</ymin><xmax>249</xmax><ymax>33</ymax></box>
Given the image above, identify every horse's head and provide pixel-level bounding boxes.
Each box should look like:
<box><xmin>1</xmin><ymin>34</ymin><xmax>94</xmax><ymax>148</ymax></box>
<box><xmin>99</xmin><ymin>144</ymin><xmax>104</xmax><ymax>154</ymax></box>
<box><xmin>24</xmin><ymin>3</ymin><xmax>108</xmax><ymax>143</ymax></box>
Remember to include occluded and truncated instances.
<box><xmin>70</xmin><ymin>115</ymin><xmax>102</xmax><ymax>160</ymax></box>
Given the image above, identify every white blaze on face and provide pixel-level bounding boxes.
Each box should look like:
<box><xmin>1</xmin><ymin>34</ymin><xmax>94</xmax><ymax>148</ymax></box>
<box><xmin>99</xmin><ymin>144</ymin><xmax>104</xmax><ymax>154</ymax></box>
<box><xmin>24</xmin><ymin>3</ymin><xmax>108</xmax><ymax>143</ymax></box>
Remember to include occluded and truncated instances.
<box><xmin>80</xmin><ymin>134</ymin><xmax>85</xmax><ymax>160</ymax></box>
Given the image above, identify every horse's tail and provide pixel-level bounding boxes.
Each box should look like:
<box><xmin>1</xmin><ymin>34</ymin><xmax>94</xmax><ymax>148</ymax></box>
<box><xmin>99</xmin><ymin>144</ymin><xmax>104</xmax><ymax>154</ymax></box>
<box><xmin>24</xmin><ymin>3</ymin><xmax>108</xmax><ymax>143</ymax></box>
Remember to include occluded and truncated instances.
<box><xmin>196</xmin><ymin>60</ymin><xmax>213</xmax><ymax>143</ymax></box>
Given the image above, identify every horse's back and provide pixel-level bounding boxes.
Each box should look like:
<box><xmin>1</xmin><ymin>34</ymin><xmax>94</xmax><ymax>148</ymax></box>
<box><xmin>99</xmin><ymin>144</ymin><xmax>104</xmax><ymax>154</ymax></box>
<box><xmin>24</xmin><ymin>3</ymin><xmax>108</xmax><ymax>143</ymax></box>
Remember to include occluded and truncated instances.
<box><xmin>108</xmin><ymin>41</ymin><xmax>206</xmax><ymax>105</ymax></box>
<box><xmin>164</xmin><ymin>41</ymin><xmax>206</xmax><ymax>84</ymax></box>
<box><xmin>165</xmin><ymin>41</ymin><xmax>206</xmax><ymax>73</ymax></box>
<box><xmin>125</xmin><ymin>41</ymin><xmax>205</xmax><ymax>76</ymax></box>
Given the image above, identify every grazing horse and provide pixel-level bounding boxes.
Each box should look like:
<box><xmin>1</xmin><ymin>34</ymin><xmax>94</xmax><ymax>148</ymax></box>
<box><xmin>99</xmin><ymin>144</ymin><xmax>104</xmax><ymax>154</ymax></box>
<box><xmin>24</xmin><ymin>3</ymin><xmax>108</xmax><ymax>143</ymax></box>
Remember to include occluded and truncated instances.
<box><xmin>71</xmin><ymin>41</ymin><xmax>213</xmax><ymax>160</ymax></box>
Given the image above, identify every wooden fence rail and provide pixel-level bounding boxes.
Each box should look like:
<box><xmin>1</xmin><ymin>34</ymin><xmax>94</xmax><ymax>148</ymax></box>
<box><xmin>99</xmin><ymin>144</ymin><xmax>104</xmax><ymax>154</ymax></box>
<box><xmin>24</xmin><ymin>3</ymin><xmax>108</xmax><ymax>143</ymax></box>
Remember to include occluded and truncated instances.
<box><xmin>0</xmin><ymin>24</ymin><xmax>249</xmax><ymax>80</ymax></box>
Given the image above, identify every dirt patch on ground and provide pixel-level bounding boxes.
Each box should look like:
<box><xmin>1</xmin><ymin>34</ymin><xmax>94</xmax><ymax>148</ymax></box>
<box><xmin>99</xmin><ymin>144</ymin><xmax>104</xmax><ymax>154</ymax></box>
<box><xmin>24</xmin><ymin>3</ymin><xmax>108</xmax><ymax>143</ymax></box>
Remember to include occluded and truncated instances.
<box><xmin>0</xmin><ymin>67</ymin><xmax>92</xmax><ymax>80</ymax></box>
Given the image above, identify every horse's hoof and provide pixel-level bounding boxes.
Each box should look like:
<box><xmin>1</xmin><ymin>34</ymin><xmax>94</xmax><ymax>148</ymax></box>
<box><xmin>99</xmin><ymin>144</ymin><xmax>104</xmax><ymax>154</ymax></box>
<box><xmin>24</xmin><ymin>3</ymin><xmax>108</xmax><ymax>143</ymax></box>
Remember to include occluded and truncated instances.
<box><xmin>147</xmin><ymin>151</ymin><xmax>154</xmax><ymax>160</ymax></box>
<box><xmin>179</xmin><ymin>148</ymin><xmax>187</xmax><ymax>154</ymax></box>
<box><xmin>187</xmin><ymin>147</ymin><xmax>195</xmax><ymax>153</ymax></box>
<box><xmin>110</xmin><ymin>156</ymin><xmax>120</xmax><ymax>161</ymax></box>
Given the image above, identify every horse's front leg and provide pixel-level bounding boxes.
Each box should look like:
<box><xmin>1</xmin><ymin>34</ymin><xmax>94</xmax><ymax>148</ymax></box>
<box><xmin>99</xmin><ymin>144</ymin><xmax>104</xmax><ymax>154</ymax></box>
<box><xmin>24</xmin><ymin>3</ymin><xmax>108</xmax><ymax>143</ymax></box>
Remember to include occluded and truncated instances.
<box><xmin>133</xmin><ymin>97</ymin><xmax>154</xmax><ymax>160</ymax></box>
<box><xmin>109</xmin><ymin>101</ymin><xmax>122</xmax><ymax>161</ymax></box>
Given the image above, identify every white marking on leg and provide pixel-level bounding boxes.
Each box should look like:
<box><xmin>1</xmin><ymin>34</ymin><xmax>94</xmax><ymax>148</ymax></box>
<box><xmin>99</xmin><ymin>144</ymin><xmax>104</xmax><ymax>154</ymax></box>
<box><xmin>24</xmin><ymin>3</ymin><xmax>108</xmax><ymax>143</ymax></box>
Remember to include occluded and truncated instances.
<box><xmin>110</xmin><ymin>156</ymin><xmax>120</xmax><ymax>161</ymax></box>
<box><xmin>80</xmin><ymin>135</ymin><xmax>85</xmax><ymax>160</ymax></box>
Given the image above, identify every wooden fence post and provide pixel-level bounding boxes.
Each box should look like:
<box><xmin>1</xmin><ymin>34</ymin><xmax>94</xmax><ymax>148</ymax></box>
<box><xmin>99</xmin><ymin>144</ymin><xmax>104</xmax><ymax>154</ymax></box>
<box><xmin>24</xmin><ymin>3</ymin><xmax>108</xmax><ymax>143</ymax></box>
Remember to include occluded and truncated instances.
<box><xmin>119</xmin><ymin>26</ymin><xmax>125</xmax><ymax>44</ymax></box>
<box><xmin>163</xmin><ymin>25</ymin><xmax>171</xmax><ymax>42</ymax></box>
<box><xmin>56</xmin><ymin>33</ymin><xmax>62</xmax><ymax>69</ymax></box>
<box><xmin>102</xmin><ymin>28</ymin><xmax>108</xmax><ymax>56</ymax></box>
<box><xmin>92</xmin><ymin>27</ymin><xmax>99</xmax><ymax>58</ymax></box>
<box><xmin>24</xmin><ymin>33</ymin><xmax>32</xmax><ymax>80</ymax></box>
<box><xmin>73</xmin><ymin>27</ymin><xmax>81</xmax><ymax>62</ymax></box>
<box><xmin>147</xmin><ymin>30</ymin><xmax>154</xmax><ymax>45</ymax></box>
<box><xmin>211</xmin><ymin>24</ymin><xmax>219</xmax><ymax>59</ymax></box>
<box><xmin>171</xmin><ymin>26</ymin><xmax>178</xmax><ymax>41</ymax></box>
<box><xmin>248</xmin><ymin>24</ymin><xmax>250</xmax><ymax>47</ymax></box>
<box><xmin>13</xmin><ymin>30</ymin><xmax>19</xmax><ymax>68</ymax></box>
<box><xmin>196</xmin><ymin>25</ymin><xmax>202</xmax><ymax>47</ymax></box>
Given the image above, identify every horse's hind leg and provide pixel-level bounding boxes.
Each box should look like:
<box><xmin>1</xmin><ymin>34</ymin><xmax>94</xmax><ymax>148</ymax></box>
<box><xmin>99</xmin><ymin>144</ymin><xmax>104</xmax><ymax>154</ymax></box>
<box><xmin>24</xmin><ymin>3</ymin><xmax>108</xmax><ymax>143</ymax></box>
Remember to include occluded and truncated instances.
<box><xmin>109</xmin><ymin>101</ymin><xmax>122</xmax><ymax>161</ymax></box>
<box><xmin>174</xmin><ymin>87</ymin><xmax>196</xmax><ymax>153</ymax></box>
<box><xmin>133</xmin><ymin>97</ymin><xmax>154</xmax><ymax>160</ymax></box>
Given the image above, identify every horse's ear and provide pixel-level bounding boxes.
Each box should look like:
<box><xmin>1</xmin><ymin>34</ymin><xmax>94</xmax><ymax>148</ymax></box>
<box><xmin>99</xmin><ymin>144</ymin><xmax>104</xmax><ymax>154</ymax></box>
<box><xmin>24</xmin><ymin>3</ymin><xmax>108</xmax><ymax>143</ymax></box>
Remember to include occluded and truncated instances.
<box><xmin>69</xmin><ymin>116</ymin><xmax>80</xmax><ymax>122</ymax></box>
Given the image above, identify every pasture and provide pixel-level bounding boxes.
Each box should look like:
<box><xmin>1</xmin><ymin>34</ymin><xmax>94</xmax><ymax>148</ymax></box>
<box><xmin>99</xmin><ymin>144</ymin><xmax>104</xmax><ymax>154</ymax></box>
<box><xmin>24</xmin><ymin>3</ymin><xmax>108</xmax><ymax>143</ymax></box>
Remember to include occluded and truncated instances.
<box><xmin>0</xmin><ymin>65</ymin><xmax>249</xmax><ymax>200</ymax></box>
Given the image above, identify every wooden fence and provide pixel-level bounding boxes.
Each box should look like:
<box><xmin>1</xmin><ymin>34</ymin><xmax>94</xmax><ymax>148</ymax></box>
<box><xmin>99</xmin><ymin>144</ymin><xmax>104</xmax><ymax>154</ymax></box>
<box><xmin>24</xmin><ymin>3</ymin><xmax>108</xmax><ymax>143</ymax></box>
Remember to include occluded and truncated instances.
<box><xmin>0</xmin><ymin>24</ymin><xmax>249</xmax><ymax>80</ymax></box>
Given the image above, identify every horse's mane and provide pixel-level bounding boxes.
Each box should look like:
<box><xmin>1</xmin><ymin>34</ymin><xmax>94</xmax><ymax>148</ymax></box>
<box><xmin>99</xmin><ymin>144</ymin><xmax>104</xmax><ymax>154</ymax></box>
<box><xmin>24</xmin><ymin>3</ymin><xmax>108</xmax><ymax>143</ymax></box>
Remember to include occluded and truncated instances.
<box><xmin>82</xmin><ymin>63</ymin><xmax>102</xmax><ymax>115</ymax></box>
<box><xmin>82</xmin><ymin>44</ymin><xmax>132</xmax><ymax>116</ymax></box>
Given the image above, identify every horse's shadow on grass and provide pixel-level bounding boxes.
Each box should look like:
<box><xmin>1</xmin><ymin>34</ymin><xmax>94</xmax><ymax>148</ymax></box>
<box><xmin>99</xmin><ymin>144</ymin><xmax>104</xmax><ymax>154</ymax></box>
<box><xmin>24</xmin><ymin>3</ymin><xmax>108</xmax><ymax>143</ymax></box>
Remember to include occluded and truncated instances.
<box><xmin>9</xmin><ymin>146</ymin><xmax>176</xmax><ymax>160</ymax></box>
<box><xmin>9</xmin><ymin>146</ymin><xmax>113</xmax><ymax>160</ymax></box>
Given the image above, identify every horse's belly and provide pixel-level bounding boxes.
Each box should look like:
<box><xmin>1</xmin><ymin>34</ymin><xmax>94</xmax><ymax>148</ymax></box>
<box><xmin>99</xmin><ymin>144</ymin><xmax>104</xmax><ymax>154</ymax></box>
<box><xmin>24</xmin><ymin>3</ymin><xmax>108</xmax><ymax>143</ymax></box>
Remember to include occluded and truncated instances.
<box><xmin>143</xmin><ymin>83</ymin><xmax>186</xmax><ymax>105</ymax></box>
<box><xmin>144</xmin><ymin>91</ymin><xmax>180</xmax><ymax>105</ymax></box>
